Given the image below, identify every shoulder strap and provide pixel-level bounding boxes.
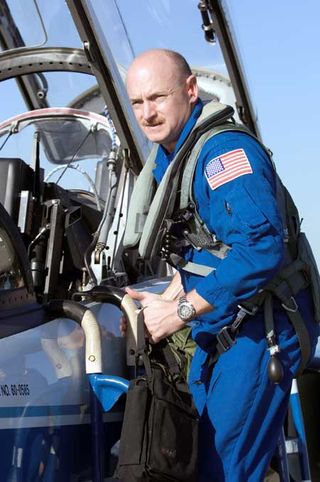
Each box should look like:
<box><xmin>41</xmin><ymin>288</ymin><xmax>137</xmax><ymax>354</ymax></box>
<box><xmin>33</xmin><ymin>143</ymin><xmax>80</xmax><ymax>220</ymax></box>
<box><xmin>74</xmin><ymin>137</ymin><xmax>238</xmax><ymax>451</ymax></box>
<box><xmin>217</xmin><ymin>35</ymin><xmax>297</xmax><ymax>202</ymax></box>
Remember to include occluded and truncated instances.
<box><xmin>176</xmin><ymin>122</ymin><xmax>301</xmax><ymax>276</ymax></box>
<box><xmin>168</xmin><ymin>124</ymin><xmax>247</xmax><ymax>275</ymax></box>
<box><xmin>179</xmin><ymin>123</ymin><xmax>250</xmax><ymax>210</ymax></box>
<box><xmin>123</xmin><ymin>145</ymin><xmax>157</xmax><ymax>248</ymax></box>
<box><xmin>138</xmin><ymin>102</ymin><xmax>234</xmax><ymax>260</ymax></box>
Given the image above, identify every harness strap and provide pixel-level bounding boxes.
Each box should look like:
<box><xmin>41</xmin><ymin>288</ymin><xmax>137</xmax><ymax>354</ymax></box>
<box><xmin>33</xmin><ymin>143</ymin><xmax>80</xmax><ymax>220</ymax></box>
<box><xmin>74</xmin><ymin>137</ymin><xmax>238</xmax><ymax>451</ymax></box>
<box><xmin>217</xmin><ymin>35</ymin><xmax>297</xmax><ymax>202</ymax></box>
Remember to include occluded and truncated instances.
<box><xmin>183</xmin><ymin>226</ymin><xmax>231</xmax><ymax>259</ymax></box>
<box><xmin>262</xmin><ymin>289</ymin><xmax>311</xmax><ymax>376</ymax></box>
<box><xmin>179</xmin><ymin>122</ymin><xmax>239</xmax><ymax>210</ymax></box>
<box><xmin>208</xmin><ymin>260</ymin><xmax>311</xmax><ymax>374</ymax></box>
<box><xmin>176</xmin><ymin>123</ymin><xmax>237</xmax><ymax>263</ymax></box>
<box><xmin>138</xmin><ymin>104</ymin><xmax>234</xmax><ymax>260</ymax></box>
<box><xmin>265</xmin><ymin>259</ymin><xmax>308</xmax><ymax>300</ymax></box>
<box><xmin>173</xmin><ymin>251</ymin><xmax>311</xmax><ymax>372</ymax></box>
<box><xmin>215</xmin><ymin>306</ymin><xmax>248</xmax><ymax>355</ymax></box>
<box><xmin>264</xmin><ymin>293</ymin><xmax>275</xmax><ymax>341</ymax></box>
<box><xmin>285</xmin><ymin>305</ymin><xmax>311</xmax><ymax>375</ymax></box>
<box><xmin>168</xmin><ymin>253</ymin><xmax>215</xmax><ymax>277</ymax></box>
<box><xmin>123</xmin><ymin>145</ymin><xmax>157</xmax><ymax>248</ymax></box>
<box><xmin>243</xmin><ymin>260</ymin><xmax>311</xmax><ymax>374</ymax></box>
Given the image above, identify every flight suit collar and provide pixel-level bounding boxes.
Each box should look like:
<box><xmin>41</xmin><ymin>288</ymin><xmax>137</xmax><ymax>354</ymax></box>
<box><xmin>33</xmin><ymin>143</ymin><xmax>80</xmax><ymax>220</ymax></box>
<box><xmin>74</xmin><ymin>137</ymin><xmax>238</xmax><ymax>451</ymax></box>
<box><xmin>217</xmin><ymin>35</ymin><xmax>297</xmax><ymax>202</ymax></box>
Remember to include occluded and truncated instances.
<box><xmin>153</xmin><ymin>99</ymin><xmax>204</xmax><ymax>184</ymax></box>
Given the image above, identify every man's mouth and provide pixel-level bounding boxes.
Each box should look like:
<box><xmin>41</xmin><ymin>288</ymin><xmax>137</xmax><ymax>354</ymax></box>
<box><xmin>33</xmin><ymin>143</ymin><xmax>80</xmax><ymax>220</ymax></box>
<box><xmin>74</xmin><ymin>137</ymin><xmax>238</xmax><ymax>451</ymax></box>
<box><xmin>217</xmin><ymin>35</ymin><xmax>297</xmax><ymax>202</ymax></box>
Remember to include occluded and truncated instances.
<box><xmin>143</xmin><ymin>122</ymin><xmax>162</xmax><ymax>128</ymax></box>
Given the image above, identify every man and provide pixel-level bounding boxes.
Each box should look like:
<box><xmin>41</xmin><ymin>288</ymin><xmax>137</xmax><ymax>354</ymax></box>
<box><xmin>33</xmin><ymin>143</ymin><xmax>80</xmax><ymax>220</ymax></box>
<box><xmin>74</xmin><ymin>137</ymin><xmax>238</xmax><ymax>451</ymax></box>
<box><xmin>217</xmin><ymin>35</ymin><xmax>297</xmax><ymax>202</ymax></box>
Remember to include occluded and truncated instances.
<box><xmin>124</xmin><ymin>48</ymin><xmax>319</xmax><ymax>481</ymax></box>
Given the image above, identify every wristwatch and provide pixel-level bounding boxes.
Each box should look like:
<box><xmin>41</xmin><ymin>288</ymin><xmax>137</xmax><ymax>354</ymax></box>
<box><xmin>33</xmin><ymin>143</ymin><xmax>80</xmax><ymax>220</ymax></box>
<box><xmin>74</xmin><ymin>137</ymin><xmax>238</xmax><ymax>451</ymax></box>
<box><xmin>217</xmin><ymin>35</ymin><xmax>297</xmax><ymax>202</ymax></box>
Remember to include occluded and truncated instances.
<box><xmin>177</xmin><ymin>296</ymin><xmax>196</xmax><ymax>322</ymax></box>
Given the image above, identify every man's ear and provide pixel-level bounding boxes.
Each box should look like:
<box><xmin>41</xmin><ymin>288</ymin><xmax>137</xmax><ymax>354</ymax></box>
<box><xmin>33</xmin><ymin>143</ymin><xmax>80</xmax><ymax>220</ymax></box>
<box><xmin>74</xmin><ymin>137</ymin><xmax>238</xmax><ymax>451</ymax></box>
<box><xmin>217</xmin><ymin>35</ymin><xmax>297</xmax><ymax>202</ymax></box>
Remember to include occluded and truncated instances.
<box><xmin>186</xmin><ymin>74</ymin><xmax>199</xmax><ymax>103</ymax></box>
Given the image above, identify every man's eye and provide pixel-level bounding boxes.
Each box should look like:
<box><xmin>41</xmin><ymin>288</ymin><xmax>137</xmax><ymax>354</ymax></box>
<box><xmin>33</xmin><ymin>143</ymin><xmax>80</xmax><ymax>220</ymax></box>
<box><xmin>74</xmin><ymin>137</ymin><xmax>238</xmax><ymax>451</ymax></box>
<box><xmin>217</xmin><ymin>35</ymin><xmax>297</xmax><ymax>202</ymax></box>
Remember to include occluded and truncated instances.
<box><xmin>154</xmin><ymin>95</ymin><xmax>167</xmax><ymax>103</ymax></box>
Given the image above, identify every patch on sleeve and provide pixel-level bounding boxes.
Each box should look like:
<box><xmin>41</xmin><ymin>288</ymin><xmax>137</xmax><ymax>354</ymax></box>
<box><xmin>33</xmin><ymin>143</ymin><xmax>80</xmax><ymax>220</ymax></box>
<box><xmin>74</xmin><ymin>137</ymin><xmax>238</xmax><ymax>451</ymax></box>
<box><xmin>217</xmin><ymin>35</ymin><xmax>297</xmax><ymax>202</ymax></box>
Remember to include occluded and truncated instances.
<box><xmin>204</xmin><ymin>148</ymin><xmax>253</xmax><ymax>190</ymax></box>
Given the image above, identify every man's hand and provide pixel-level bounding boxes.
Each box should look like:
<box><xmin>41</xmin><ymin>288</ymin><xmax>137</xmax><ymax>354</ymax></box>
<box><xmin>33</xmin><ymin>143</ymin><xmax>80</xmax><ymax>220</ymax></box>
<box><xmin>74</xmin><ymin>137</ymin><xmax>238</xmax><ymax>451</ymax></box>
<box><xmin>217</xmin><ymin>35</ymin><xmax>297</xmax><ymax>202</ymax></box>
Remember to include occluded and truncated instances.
<box><xmin>126</xmin><ymin>286</ymin><xmax>185</xmax><ymax>343</ymax></box>
<box><xmin>121</xmin><ymin>281</ymin><xmax>213</xmax><ymax>341</ymax></box>
<box><xmin>120</xmin><ymin>287</ymin><xmax>164</xmax><ymax>336</ymax></box>
<box><xmin>125</xmin><ymin>286</ymin><xmax>163</xmax><ymax>307</ymax></box>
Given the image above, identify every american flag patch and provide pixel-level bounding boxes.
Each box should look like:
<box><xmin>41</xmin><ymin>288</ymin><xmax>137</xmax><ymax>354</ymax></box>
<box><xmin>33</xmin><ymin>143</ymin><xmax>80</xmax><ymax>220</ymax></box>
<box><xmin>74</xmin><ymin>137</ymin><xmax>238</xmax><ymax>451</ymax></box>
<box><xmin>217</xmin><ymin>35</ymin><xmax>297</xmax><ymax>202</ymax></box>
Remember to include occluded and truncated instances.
<box><xmin>205</xmin><ymin>148</ymin><xmax>253</xmax><ymax>190</ymax></box>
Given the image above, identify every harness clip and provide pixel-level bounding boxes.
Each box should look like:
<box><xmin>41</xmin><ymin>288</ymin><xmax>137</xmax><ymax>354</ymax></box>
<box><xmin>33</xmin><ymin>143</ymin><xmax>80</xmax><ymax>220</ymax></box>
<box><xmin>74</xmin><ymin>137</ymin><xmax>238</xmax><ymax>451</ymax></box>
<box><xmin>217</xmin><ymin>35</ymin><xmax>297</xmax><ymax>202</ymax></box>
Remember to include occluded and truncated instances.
<box><xmin>216</xmin><ymin>326</ymin><xmax>236</xmax><ymax>354</ymax></box>
<box><xmin>238</xmin><ymin>303</ymin><xmax>259</xmax><ymax>316</ymax></box>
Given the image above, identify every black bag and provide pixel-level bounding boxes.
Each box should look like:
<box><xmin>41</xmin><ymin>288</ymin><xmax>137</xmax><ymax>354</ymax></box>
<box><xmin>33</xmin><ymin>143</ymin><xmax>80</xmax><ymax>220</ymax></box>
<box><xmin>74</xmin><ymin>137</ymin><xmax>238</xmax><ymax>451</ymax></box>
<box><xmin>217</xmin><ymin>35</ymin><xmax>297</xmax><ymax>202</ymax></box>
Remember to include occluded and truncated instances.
<box><xmin>116</xmin><ymin>315</ymin><xmax>198</xmax><ymax>482</ymax></box>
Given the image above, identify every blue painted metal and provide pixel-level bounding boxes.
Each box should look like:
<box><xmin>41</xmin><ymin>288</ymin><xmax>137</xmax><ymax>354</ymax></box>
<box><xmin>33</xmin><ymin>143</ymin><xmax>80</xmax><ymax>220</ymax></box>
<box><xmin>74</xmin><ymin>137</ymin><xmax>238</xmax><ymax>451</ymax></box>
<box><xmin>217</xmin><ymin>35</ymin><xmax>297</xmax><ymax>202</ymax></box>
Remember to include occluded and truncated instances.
<box><xmin>274</xmin><ymin>379</ymin><xmax>312</xmax><ymax>481</ymax></box>
<box><xmin>90</xmin><ymin>383</ymin><xmax>104</xmax><ymax>482</ymax></box>
<box><xmin>275</xmin><ymin>428</ymin><xmax>290</xmax><ymax>482</ymax></box>
<box><xmin>289</xmin><ymin>380</ymin><xmax>312</xmax><ymax>481</ymax></box>
<box><xmin>89</xmin><ymin>374</ymin><xmax>129</xmax><ymax>412</ymax></box>
<box><xmin>89</xmin><ymin>374</ymin><xmax>129</xmax><ymax>482</ymax></box>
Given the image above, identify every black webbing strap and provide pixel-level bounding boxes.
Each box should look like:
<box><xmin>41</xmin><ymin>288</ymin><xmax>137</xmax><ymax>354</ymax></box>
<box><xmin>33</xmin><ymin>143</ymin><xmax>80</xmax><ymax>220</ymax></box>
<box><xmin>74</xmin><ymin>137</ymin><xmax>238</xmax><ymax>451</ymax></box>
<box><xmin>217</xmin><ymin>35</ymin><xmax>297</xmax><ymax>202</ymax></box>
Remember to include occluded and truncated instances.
<box><xmin>262</xmin><ymin>261</ymin><xmax>311</xmax><ymax>374</ymax></box>
<box><xmin>135</xmin><ymin>310</ymin><xmax>182</xmax><ymax>380</ymax></box>
<box><xmin>214</xmin><ymin>283</ymin><xmax>311</xmax><ymax>376</ymax></box>
<box><xmin>240</xmin><ymin>260</ymin><xmax>311</xmax><ymax>375</ymax></box>
<box><xmin>135</xmin><ymin>310</ymin><xmax>152</xmax><ymax>377</ymax></box>
<box><xmin>215</xmin><ymin>307</ymin><xmax>248</xmax><ymax>355</ymax></box>
<box><xmin>140</xmin><ymin>105</ymin><xmax>234</xmax><ymax>260</ymax></box>
<box><xmin>286</xmin><ymin>309</ymin><xmax>311</xmax><ymax>375</ymax></box>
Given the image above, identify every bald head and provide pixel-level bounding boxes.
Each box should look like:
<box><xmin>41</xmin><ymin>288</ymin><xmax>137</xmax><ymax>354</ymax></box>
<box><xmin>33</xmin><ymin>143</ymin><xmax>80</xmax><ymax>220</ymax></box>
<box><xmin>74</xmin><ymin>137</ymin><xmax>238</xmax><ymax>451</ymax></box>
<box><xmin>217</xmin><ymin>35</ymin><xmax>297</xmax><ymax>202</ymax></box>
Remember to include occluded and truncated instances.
<box><xmin>127</xmin><ymin>49</ymin><xmax>192</xmax><ymax>85</ymax></box>
<box><xmin>126</xmin><ymin>49</ymin><xmax>198</xmax><ymax>152</ymax></box>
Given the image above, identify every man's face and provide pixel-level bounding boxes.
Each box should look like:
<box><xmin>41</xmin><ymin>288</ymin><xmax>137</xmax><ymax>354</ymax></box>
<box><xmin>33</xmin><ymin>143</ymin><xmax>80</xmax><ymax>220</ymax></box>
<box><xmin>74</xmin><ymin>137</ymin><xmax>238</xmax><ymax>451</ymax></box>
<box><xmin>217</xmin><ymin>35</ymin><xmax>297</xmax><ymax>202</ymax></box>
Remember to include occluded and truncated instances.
<box><xmin>126</xmin><ymin>56</ymin><xmax>198</xmax><ymax>152</ymax></box>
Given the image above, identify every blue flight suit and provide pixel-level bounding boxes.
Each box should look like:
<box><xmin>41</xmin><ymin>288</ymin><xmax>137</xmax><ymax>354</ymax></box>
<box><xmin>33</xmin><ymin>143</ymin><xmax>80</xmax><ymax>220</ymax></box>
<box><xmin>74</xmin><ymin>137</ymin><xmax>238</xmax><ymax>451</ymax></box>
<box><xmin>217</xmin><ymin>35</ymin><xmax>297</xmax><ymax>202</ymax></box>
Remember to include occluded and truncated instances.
<box><xmin>153</xmin><ymin>99</ymin><xmax>319</xmax><ymax>481</ymax></box>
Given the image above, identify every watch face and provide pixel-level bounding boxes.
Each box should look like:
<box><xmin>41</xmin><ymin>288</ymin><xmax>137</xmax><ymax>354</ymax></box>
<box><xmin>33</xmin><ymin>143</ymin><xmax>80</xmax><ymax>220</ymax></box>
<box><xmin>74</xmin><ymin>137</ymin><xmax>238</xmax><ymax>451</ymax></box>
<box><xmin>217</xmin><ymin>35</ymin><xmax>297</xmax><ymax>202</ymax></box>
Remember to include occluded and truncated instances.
<box><xmin>178</xmin><ymin>302</ymin><xmax>194</xmax><ymax>321</ymax></box>
<box><xmin>180</xmin><ymin>304</ymin><xmax>191</xmax><ymax>319</ymax></box>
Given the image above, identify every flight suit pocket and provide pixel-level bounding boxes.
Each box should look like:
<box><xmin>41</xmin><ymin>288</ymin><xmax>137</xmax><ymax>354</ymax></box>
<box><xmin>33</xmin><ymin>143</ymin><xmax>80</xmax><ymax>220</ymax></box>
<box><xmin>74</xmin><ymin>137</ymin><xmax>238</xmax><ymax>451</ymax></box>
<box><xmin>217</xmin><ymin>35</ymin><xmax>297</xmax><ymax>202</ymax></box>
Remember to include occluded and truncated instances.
<box><xmin>226</xmin><ymin>186</ymin><xmax>269</xmax><ymax>230</ymax></box>
<box><xmin>224</xmin><ymin>185</ymin><xmax>271</xmax><ymax>241</ymax></box>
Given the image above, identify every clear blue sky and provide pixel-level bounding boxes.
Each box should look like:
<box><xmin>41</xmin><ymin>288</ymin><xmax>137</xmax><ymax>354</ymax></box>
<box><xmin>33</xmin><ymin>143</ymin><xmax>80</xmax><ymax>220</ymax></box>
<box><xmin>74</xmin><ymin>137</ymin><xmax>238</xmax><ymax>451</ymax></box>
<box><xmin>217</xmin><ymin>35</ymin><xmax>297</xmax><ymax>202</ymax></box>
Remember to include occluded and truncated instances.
<box><xmin>226</xmin><ymin>1</ymin><xmax>320</xmax><ymax>263</ymax></box>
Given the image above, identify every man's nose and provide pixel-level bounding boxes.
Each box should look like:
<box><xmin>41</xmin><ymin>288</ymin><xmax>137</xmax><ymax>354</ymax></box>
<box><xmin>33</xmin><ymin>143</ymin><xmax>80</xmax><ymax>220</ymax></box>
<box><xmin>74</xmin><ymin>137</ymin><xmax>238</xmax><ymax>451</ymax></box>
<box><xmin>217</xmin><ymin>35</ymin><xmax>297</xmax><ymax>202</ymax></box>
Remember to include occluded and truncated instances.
<box><xmin>143</xmin><ymin>101</ymin><xmax>156</xmax><ymax>121</ymax></box>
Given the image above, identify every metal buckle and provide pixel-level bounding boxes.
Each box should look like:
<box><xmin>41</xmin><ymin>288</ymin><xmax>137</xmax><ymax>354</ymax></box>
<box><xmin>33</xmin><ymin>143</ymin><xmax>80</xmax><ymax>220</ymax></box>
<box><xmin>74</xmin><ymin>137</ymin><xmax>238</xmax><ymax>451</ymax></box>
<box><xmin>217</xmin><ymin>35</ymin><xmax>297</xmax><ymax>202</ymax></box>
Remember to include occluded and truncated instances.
<box><xmin>237</xmin><ymin>303</ymin><xmax>259</xmax><ymax>316</ymax></box>
<box><xmin>216</xmin><ymin>326</ymin><xmax>236</xmax><ymax>354</ymax></box>
<box><xmin>281</xmin><ymin>296</ymin><xmax>298</xmax><ymax>313</ymax></box>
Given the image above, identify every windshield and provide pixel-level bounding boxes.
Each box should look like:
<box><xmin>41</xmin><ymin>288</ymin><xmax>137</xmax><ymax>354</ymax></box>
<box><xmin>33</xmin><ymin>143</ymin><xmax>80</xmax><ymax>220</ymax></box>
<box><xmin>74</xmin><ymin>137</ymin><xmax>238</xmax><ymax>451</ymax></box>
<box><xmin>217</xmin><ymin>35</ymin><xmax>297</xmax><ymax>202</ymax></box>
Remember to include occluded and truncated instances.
<box><xmin>0</xmin><ymin>0</ymin><xmax>239</xmax><ymax>193</ymax></box>
<box><xmin>86</xmin><ymin>0</ymin><xmax>237</xmax><ymax>111</ymax></box>
<box><xmin>93</xmin><ymin>1</ymin><xmax>225</xmax><ymax>70</ymax></box>
<box><xmin>0</xmin><ymin>0</ymin><xmax>81</xmax><ymax>50</ymax></box>
<box><xmin>0</xmin><ymin>109</ymin><xmax>116</xmax><ymax>193</ymax></box>
<box><xmin>0</xmin><ymin>0</ymin><xmax>103</xmax><ymax>193</ymax></box>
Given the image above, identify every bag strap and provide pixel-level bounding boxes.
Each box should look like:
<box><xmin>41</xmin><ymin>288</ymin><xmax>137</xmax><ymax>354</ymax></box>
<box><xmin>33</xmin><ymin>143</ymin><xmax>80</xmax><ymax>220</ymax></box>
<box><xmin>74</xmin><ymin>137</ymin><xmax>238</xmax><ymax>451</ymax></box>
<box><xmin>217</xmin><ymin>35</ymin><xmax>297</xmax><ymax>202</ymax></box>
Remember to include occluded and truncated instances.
<box><xmin>135</xmin><ymin>310</ymin><xmax>152</xmax><ymax>376</ymax></box>
<box><xmin>136</xmin><ymin>309</ymin><xmax>190</xmax><ymax>387</ymax></box>
<box><xmin>135</xmin><ymin>310</ymin><xmax>183</xmax><ymax>380</ymax></box>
